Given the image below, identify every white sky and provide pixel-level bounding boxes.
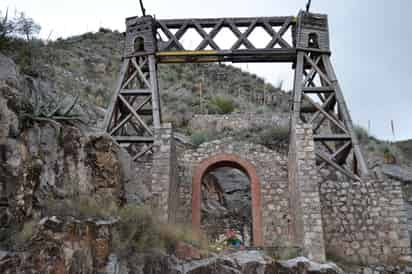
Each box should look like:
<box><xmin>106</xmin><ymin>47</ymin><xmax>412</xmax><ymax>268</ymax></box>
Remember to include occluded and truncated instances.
<box><xmin>2</xmin><ymin>0</ymin><xmax>411</xmax><ymax>141</ymax></box>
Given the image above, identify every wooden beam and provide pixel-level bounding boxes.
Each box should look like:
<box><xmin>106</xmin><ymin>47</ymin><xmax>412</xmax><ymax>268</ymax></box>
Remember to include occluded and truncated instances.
<box><xmin>308</xmin><ymin>93</ymin><xmax>335</xmax><ymax>124</ymax></box>
<box><xmin>103</xmin><ymin>59</ymin><xmax>129</xmax><ymax>132</ymax></box>
<box><xmin>263</xmin><ymin>17</ymin><xmax>292</xmax><ymax>49</ymax></box>
<box><xmin>120</xmin><ymin>89</ymin><xmax>152</xmax><ymax>96</ymax></box>
<box><xmin>131</xmin><ymin>57</ymin><xmax>151</xmax><ymax>89</ymax></box>
<box><xmin>157</xmin><ymin>16</ymin><xmax>295</xmax><ymax>29</ymax></box>
<box><xmin>228</xmin><ymin>18</ymin><xmax>257</xmax><ymax>50</ymax></box>
<box><xmin>302</xmin><ymin>86</ymin><xmax>334</xmax><ymax>94</ymax></box>
<box><xmin>333</xmin><ymin>141</ymin><xmax>352</xmax><ymax>165</ymax></box>
<box><xmin>114</xmin><ymin>136</ymin><xmax>154</xmax><ymax>143</ymax></box>
<box><xmin>322</xmin><ymin>55</ymin><xmax>369</xmax><ymax>177</ymax></box>
<box><xmin>118</xmin><ymin>95</ymin><xmax>153</xmax><ymax>135</ymax></box>
<box><xmin>193</xmin><ymin>21</ymin><xmax>221</xmax><ymax>50</ymax></box>
<box><xmin>302</xmin><ymin>93</ymin><xmax>348</xmax><ymax>134</ymax></box>
<box><xmin>196</xmin><ymin>19</ymin><xmax>224</xmax><ymax>50</ymax></box>
<box><xmin>316</xmin><ymin>151</ymin><xmax>360</xmax><ymax>181</ymax></box>
<box><xmin>110</xmin><ymin>96</ymin><xmax>152</xmax><ymax>135</ymax></box>
<box><xmin>133</xmin><ymin>144</ymin><xmax>154</xmax><ymax>161</ymax></box>
<box><xmin>304</xmin><ymin>54</ymin><xmax>332</xmax><ymax>86</ymax></box>
<box><xmin>149</xmin><ymin>55</ymin><xmax>161</xmax><ymax>128</ymax></box>
<box><xmin>314</xmin><ymin>134</ymin><xmax>351</xmax><ymax>141</ymax></box>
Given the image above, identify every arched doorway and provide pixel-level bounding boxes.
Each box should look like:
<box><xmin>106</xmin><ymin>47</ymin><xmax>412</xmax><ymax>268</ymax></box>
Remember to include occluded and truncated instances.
<box><xmin>192</xmin><ymin>153</ymin><xmax>263</xmax><ymax>246</ymax></box>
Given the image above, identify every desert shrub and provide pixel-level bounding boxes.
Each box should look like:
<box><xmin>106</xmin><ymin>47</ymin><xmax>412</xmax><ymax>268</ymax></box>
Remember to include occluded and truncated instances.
<box><xmin>112</xmin><ymin>205</ymin><xmax>208</xmax><ymax>256</ymax></box>
<box><xmin>44</xmin><ymin>195</ymin><xmax>119</xmax><ymax>220</ymax></box>
<box><xmin>379</xmin><ymin>143</ymin><xmax>398</xmax><ymax>164</ymax></box>
<box><xmin>258</xmin><ymin>126</ymin><xmax>289</xmax><ymax>146</ymax></box>
<box><xmin>354</xmin><ymin>125</ymin><xmax>371</xmax><ymax>144</ymax></box>
<box><xmin>255</xmin><ymin>105</ymin><xmax>271</xmax><ymax>114</ymax></box>
<box><xmin>0</xmin><ymin>220</ymin><xmax>39</xmax><ymax>250</ymax></box>
<box><xmin>234</xmin><ymin>125</ymin><xmax>289</xmax><ymax>149</ymax></box>
<box><xmin>207</xmin><ymin>95</ymin><xmax>235</xmax><ymax>114</ymax></box>
<box><xmin>191</xmin><ymin>130</ymin><xmax>211</xmax><ymax>147</ymax></box>
<box><xmin>265</xmin><ymin>246</ymin><xmax>301</xmax><ymax>260</ymax></box>
<box><xmin>17</xmin><ymin>220</ymin><xmax>37</xmax><ymax>243</ymax></box>
<box><xmin>98</xmin><ymin>27</ymin><xmax>112</xmax><ymax>33</ymax></box>
<box><xmin>81</xmin><ymin>32</ymin><xmax>95</xmax><ymax>40</ymax></box>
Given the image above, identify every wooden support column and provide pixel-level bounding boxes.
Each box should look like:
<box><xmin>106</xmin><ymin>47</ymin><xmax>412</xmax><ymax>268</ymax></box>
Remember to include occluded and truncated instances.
<box><xmin>149</xmin><ymin>55</ymin><xmax>161</xmax><ymax>128</ymax></box>
<box><xmin>322</xmin><ymin>55</ymin><xmax>369</xmax><ymax>177</ymax></box>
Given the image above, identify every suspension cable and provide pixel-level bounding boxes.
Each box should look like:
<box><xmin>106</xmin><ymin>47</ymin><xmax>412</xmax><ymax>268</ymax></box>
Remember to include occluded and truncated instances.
<box><xmin>306</xmin><ymin>0</ymin><xmax>312</xmax><ymax>12</ymax></box>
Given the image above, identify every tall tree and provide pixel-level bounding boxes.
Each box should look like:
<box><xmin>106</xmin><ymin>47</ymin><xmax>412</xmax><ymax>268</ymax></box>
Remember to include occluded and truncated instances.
<box><xmin>0</xmin><ymin>9</ymin><xmax>15</xmax><ymax>39</ymax></box>
<box><xmin>14</xmin><ymin>12</ymin><xmax>41</xmax><ymax>40</ymax></box>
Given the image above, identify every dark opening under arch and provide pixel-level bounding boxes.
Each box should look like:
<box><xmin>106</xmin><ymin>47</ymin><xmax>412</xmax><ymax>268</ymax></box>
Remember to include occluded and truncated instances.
<box><xmin>192</xmin><ymin>153</ymin><xmax>263</xmax><ymax>246</ymax></box>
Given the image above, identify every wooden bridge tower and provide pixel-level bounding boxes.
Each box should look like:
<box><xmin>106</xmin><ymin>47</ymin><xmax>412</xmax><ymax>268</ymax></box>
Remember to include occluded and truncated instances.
<box><xmin>103</xmin><ymin>10</ymin><xmax>368</xmax><ymax>180</ymax></box>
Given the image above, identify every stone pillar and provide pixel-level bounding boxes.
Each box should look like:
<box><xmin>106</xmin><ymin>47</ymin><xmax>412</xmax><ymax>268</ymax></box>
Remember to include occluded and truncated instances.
<box><xmin>151</xmin><ymin>123</ymin><xmax>178</xmax><ymax>223</ymax></box>
<box><xmin>289</xmin><ymin>122</ymin><xmax>326</xmax><ymax>261</ymax></box>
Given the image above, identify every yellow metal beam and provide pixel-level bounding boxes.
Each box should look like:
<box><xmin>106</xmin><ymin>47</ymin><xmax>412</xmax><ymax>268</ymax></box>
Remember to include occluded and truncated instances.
<box><xmin>157</xmin><ymin>57</ymin><xmax>220</xmax><ymax>63</ymax></box>
<box><xmin>156</xmin><ymin>50</ymin><xmax>219</xmax><ymax>57</ymax></box>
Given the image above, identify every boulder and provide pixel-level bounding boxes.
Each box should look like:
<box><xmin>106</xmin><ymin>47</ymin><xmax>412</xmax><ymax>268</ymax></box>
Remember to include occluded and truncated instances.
<box><xmin>0</xmin><ymin>53</ymin><xmax>18</xmax><ymax>87</ymax></box>
<box><xmin>174</xmin><ymin>241</ymin><xmax>201</xmax><ymax>261</ymax></box>
<box><xmin>381</xmin><ymin>164</ymin><xmax>412</xmax><ymax>183</ymax></box>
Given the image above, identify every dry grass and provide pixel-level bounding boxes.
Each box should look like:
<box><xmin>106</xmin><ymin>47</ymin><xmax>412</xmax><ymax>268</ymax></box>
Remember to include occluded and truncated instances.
<box><xmin>113</xmin><ymin>205</ymin><xmax>209</xmax><ymax>256</ymax></box>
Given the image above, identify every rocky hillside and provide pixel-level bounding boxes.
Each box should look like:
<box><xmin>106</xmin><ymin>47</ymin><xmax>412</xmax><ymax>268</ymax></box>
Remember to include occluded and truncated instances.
<box><xmin>2</xmin><ymin>29</ymin><xmax>290</xmax><ymax>131</ymax></box>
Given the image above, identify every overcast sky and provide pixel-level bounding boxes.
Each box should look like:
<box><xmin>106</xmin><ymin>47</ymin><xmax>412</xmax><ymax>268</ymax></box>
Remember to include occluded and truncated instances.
<box><xmin>2</xmin><ymin>0</ymin><xmax>411</xmax><ymax>141</ymax></box>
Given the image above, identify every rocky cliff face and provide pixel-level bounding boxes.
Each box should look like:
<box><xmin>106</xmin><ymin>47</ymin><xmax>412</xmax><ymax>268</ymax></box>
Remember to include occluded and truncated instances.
<box><xmin>0</xmin><ymin>53</ymin><xmax>150</xmax><ymax>272</ymax></box>
<box><xmin>201</xmin><ymin>167</ymin><xmax>252</xmax><ymax>245</ymax></box>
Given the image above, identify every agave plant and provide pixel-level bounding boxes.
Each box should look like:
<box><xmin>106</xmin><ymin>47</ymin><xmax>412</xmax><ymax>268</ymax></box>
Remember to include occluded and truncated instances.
<box><xmin>21</xmin><ymin>76</ymin><xmax>84</xmax><ymax>125</ymax></box>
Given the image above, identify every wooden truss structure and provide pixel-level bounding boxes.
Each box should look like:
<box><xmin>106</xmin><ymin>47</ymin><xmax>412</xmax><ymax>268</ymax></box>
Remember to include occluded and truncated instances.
<box><xmin>104</xmin><ymin>11</ymin><xmax>368</xmax><ymax>179</ymax></box>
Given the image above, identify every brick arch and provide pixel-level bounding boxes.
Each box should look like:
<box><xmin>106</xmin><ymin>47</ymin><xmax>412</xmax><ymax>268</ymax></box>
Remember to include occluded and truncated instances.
<box><xmin>192</xmin><ymin>153</ymin><xmax>263</xmax><ymax>246</ymax></box>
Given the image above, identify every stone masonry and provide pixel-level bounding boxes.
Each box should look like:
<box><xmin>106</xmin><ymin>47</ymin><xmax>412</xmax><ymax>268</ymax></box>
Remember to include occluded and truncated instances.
<box><xmin>151</xmin><ymin>123</ymin><xmax>179</xmax><ymax>223</ymax></box>
<box><xmin>136</xmin><ymin>117</ymin><xmax>411</xmax><ymax>264</ymax></box>
<box><xmin>177</xmin><ymin>139</ymin><xmax>293</xmax><ymax>248</ymax></box>
<box><xmin>288</xmin><ymin>123</ymin><xmax>326</xmax><ymax>262</ymax></box>
<box><xmin>189</xmin><ymin>113</ymin><xmax>289</xmax><ymax>132</ymax></box>
<box><xmin>319</xmin><ymin>170</ymin><xmax>411</xmax><ymax>264</ymax></box>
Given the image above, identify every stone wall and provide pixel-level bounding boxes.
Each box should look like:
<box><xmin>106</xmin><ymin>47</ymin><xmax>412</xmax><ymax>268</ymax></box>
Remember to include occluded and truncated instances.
<box><xmin>288</xmin><ymin>123</ymin><xmax>326</xmax><ymax>262</ymax></box>
<box><xmin>319</xmin><ymin>170</ymin><xmax>411</xmax><ymax>264</ymax></box>
<box><xmin>151</xmin><ymin>123</ymin><xmax>179</xmax><ymax>222</ymax></box>
<box><xmin>177</xmin><ymin>139</ymin><xmax>293</xmax><ymax>247</ymax></box>
<box><xmin>189</xmin><ymin>113</ymin><xmax>289</xmax><ymax>132</ymax></box>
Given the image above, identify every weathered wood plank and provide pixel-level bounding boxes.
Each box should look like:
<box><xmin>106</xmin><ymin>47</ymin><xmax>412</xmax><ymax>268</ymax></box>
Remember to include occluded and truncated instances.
<box><xmin>322</xmin><ymin>55</ymin><xmax>369</xmax><ymax>177</ymax></box>
<box><xmin>149</xmin><ymin>55</ymin><xmax>161</xmax><ymax>128</ymax></box>
<box><xmin>133</xmin><ymin>144</ymin><xmax>154</xmax><ymax>160</ymax></box>
<box><xmin>157</xmin><ymin>16</ymin><xmax>295</xmax><ymax>28</ymax></box>
<box><xmin>120</xmin><ymin>89</ymin><xmax>152</xmax><ymax>96</ymax></box>
<box><xmin>302</xmin><ymin>86</ymin><xmax>334</xmax><ymax>93</ymax></box>
<box><xmin>316</xmin><ymin>151</ymin><xmax>360</xmax><ymax>181</ymax></box>
<box><xmin>313</xmin><ymin>134</ymin><xmax>351</xmax><ymax>141</ymax></box>
<box><xmin>114</xmin><ymin>136</ymin><xmax>154</xmax><ymax>143</ymax></box>
<box><xmin>103</xmin><ymin>59</ymin><xmax>130</xmax><ymax>131</ymax></box>
<box><xmin>118</xmin><ymin>95</ymin><xmax>153</xmax><ymax>135</ymax></box>
<box><xmin>109</xmin><ymin>96</ymin><xmax>152</xmax><ymax>135</ymax></box>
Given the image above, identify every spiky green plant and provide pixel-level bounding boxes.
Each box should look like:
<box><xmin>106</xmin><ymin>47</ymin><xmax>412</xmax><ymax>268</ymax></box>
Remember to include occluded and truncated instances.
<box><xmin>21</xmin><ymin>77</ymin><xmax>83</xmax><ymax>126</ymax></box>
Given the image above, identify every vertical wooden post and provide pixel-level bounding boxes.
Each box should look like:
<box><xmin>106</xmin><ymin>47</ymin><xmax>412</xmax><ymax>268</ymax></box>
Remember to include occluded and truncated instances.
<box><xmin>149</xmin><ymin>55</ymin><xmax>161</xmax><ymax>129</ymax></box>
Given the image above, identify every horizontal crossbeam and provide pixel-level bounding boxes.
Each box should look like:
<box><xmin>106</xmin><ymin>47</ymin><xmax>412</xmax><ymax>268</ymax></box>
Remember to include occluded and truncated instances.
<box><xmin>114</xmin><ymin>136</ymin><xmax>154</xmax><ymax>143</ymax></box>
<box><xmin>156</xmin><ymin>49</ymin><xmax>297</xmax><ymax>63</ymax></box>
<box><xmin>157</xmin><ymin>16</ymin><xmax>294</xmax><ymax>28</ymax></box>
<box><xmin>156</xmin><ymin>16</ymin><xmax>295</xmax><ymax>57</ymax></box>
